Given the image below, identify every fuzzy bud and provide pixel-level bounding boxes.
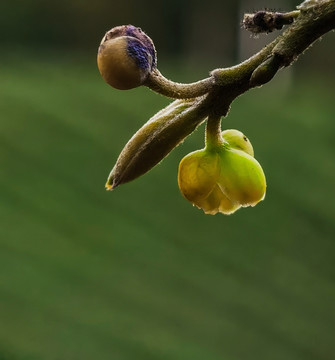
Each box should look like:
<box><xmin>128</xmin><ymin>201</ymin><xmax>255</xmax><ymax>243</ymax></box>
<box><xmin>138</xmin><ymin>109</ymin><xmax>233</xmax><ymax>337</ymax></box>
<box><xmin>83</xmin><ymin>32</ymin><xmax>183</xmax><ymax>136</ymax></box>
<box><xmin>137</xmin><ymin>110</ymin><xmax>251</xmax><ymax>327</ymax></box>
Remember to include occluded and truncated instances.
<box><xmin>106</xmin><ymin>98</ymin><xmax>206</xmax><ymax>190</ymax></box>
<box><xmin>97</xmin><ymin>25</ymin><xmax>156</xmax><ymax>90</ymax></box>
<box><xmin>243</xmin><ymin>11</ymin><xmax>294</xmax><ymax>34</ymax></box>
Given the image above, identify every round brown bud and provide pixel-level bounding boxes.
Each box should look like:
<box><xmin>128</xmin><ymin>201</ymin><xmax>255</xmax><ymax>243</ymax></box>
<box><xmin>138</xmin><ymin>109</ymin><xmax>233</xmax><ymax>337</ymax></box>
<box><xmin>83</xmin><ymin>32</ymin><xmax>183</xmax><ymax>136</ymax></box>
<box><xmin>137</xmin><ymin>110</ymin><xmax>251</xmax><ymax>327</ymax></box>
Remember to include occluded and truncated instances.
<box><xmin>97</xmin><ymin>25</ymin><xmax>157</xmax><ymax>90</ymax></box>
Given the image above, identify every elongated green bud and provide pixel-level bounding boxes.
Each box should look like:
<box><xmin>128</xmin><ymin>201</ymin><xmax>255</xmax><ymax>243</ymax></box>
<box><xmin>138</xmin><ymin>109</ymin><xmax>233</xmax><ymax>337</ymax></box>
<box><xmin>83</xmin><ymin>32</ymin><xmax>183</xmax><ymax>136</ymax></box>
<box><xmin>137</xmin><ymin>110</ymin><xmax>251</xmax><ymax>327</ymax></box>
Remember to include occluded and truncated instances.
<box><xmin>106</xmin><ymin>98</ymin><xmax>206</xmax><ymax>190</ymax></box>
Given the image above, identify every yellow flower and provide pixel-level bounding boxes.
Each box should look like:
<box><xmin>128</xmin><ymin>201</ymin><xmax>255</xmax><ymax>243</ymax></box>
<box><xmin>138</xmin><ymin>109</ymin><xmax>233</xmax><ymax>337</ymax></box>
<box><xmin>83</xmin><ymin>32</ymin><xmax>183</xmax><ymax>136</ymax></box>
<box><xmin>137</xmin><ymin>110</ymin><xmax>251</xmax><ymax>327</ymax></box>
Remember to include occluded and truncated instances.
<box><xmin>178</xmin><ymin>130</ymin><xmax>266</xmax><ymax>215</ymax></box>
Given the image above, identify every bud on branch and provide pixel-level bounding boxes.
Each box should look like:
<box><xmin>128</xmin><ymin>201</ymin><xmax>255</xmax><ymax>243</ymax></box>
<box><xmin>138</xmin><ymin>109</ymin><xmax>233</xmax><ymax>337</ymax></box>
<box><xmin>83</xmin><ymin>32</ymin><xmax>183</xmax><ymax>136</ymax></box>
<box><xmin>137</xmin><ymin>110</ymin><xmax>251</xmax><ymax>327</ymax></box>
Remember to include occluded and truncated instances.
<box><xmin>97</xmin><ymin>0</ymin><xmax>335</xmax><ymax>215</ymax></box>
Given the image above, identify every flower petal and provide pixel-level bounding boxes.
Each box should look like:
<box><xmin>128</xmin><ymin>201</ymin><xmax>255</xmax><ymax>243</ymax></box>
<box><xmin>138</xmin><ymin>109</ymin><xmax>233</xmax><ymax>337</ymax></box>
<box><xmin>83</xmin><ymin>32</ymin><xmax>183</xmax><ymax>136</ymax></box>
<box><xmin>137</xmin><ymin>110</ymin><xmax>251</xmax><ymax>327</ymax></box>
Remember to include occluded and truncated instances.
<box><xmin>218</xmin><ymin>148</ymin><xmax>266</xmax><ymax>207</ymax></box>
<box><xmin>178</xmin><ymin>149</ymin><xmax>219</xmax><ymax>203</ymax></box>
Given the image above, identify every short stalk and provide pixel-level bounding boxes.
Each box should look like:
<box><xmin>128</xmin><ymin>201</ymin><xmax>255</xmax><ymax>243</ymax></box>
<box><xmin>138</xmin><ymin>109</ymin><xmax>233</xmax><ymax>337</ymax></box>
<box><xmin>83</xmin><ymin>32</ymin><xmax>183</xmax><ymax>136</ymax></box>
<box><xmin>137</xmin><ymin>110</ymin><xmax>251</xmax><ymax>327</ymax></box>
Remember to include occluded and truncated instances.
<box><xmin>205</xmin><ymin>115</ymin><xmax>223</xmax><ymax>150</ymax></box>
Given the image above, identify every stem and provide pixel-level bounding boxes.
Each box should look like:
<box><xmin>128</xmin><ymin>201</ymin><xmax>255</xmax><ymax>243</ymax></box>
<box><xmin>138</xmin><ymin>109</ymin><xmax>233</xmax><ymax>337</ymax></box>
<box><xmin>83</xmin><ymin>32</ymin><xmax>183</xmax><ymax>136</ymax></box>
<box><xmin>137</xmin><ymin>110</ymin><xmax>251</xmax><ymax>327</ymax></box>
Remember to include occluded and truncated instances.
<box><xmin>205</xmin><ymin>115</ymin><xmax>223</xmax><ymax>150</ymax></box>
<box><xmin>145</xmin><ymin>68</ymin><xmax>214</xmax><ymax>99</ymax></box>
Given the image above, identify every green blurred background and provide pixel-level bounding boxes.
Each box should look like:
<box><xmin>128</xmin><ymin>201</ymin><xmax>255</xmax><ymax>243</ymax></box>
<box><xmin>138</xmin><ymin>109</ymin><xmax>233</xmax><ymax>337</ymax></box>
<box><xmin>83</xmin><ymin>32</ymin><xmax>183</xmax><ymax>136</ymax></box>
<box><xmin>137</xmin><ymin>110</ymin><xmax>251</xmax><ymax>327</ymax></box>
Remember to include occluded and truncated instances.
<box><xmin>1</xmin><ymin>0</ymin><xmax>335</xmax><ymax>359</ymax></box>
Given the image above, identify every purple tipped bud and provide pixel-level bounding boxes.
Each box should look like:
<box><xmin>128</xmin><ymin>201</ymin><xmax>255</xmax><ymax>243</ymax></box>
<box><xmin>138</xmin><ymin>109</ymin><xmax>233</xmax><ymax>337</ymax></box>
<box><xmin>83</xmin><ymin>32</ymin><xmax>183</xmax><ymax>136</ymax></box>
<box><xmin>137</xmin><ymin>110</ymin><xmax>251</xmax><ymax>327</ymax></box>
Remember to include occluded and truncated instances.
<box><xmin>97</xmin><ymin>25</ymin><xmax>157</xmax><ymax>90</ymax></box>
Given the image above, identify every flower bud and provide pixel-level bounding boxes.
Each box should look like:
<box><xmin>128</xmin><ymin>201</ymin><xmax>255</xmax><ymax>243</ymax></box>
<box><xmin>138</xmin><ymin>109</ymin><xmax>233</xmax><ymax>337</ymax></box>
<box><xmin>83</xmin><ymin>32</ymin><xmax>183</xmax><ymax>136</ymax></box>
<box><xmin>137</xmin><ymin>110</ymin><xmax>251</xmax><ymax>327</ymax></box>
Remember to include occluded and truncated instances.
<box><xmin>178</xmin><ymin>150</ymin><xmax>241</xmax><ymax>215</ymax></box>
<box><xmin>178</xmin><ymin>130</ymin><xmax>266</xmax><ymax>215</ymax></box>
<box><xmin>106</xmin><ymin>98</ymin><xmax>206</xmax><ymax>190</ymax></box>
<box><xmin>221</xmin><ymin>129</ymin><xmax>254</xmax><ymax>156</ymax></box>
<box><xmin>97</xmin><ymin>25</ymin><xmax>156</xmax><ymax>90</ymax></box>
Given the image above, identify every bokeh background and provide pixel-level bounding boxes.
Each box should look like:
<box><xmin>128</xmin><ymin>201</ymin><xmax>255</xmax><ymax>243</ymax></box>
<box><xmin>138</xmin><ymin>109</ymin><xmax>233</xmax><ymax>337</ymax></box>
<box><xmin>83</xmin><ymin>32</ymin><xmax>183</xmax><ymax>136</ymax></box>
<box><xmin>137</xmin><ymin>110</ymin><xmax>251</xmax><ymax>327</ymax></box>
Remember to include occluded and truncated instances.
<box><xmin>1</xmin><ymin>0</ymin><xmax>335</xmax><ymax>359</ymax></box>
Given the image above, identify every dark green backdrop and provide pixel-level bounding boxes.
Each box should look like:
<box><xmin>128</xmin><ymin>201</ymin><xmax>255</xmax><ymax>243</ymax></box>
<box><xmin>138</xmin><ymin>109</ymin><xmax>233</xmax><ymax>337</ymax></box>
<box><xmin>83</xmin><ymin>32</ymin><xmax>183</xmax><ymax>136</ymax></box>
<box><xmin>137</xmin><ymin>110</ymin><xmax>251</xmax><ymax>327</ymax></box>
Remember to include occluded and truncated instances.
<box><xmin>1</xmin><ymin>0</ymin><xmax>335</xmax><ymax>359</ymax></box>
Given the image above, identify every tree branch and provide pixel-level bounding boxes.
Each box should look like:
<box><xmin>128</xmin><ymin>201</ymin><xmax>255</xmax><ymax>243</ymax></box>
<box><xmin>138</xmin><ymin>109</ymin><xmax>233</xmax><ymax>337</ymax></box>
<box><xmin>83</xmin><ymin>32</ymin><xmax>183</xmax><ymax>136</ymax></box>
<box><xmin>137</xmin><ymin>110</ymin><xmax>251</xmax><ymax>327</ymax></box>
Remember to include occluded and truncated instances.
<box><xmin>206</xmin><ymin>0</ymin><xmax>335</xmax><ymax>116</ymax></box>
<box><xmin>101</xmin><ymin>0</ymin><xmax>335</xmax><ymax>190</ymax></box>
<box><xmin>144</xmin><ymin>0</ymin><xmax>335</xmax><ymax>115</ymax></box>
